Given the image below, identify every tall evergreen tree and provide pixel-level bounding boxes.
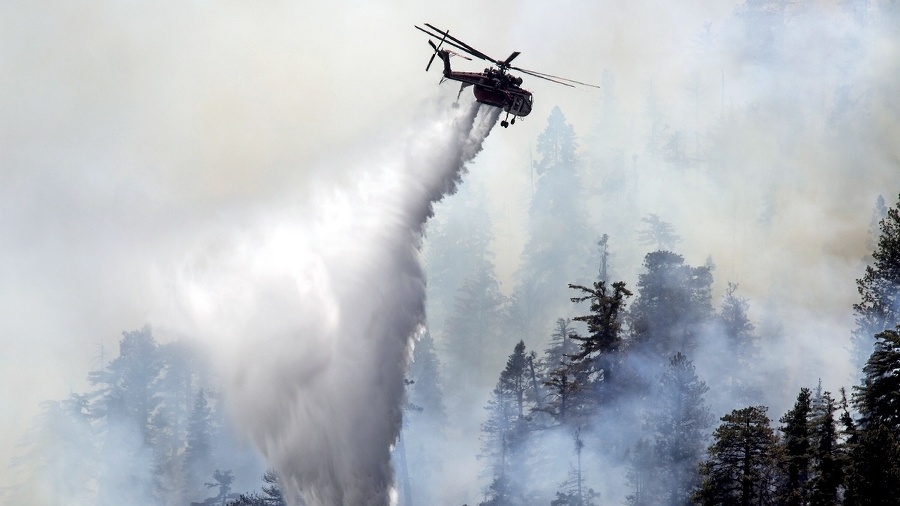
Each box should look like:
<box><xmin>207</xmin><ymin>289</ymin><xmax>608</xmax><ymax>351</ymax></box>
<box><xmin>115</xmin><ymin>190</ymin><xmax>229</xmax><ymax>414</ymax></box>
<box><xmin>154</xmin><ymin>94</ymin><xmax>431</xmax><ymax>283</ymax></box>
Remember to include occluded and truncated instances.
<box><xmin>717</xmin><ymin>282</ymin><xmax>761</xmax><ymax>405</ymax></box>
<box><xmin>403</xmin><ymin>330</ymin><xmax>447</xmax><ymax>506</ymax></box>
<box><xmin>866</xmin><ymin>195</ymin><xmax>889</xmax><ymax>255</ymax></box>
<box><xmin>88</xmin><ymin>326</ymin><xmax>163</xmax><ymax>443</ymax></box>
<box><xmin>542</xmin><ymin>319</ymin><xmax>580</xmax><ymax>377</ymax></box>
<box><xmin>845</xmin><ymin>327</ymin><xmax>900</xmax><ymax>505</ymax></box>
<box><xmin>625</xmin><ymin>438</ymin><xmax>655</xmax><ymax>506</ymax></box>
<box><xmin>854</xmin><ymin>327</ymin><xmax>900</xmax><ymax>430</ymax></box>
<box><xmin>88</xmin><ymin>326</ymin><xmax>163</xmax><ymax>505</ymax></box>
<box><xmin>549</xmin><ymin>432</ymin><xmax>600</xmax><ymax>506</ymax></box>
<box><xmin>424</xmin><ymin>180</ymin><xmax>497</xmax><ymax>338</ymax></box>
<box><xmin>184</xmin><ymin>389</ymin><xmax>216</xmax><ymax>502</ymax></box>
<box><xmin>808</xmin><ymin>389</ymin><xmax>844</xmax><ymax>506</ymax></box>
<box><xmin>479</xmin><ymin>342</ymin><xmax>539</xmax><ymax>506</ymax></box>
<box><xmin>564</xmin><ymin>281</ymin><xmax>632</xmax><ymax>418</ymax></box>
<box><xmin>777</xmin><ymin>388</ymin><xmax>813</xmax><ymax>506</ymax></box>
<box><xmin>851</xmin><ymin>193</ymin><xmax>900</xmax><ymax>374</ymax></box>
<box><xmin>637</xmin><ymin>214</ymin><xmax>681</xmax><ymax>252</ymax></box>
<box><xmin>408</xmin><ymin>330</ymin><xmax>446</xmax><ymax>423</ymax></box>
<box><xmin>645</xmin><ymin>353</ymin><xmax>713</xmax><ymax>506</ymax></box>
<box><xmin>629</xmin><ymin>251</ymin><xmax>714</xmax><ymax>362</ymax></box>
<box><xmin>193</xmin><ymin>469</ymin><xmax>240</xmax><ymax>506</ymax></box>
<box><xmin>443</xmin><ymin>263</ymin><xmax>508</xmax><ymax>388</ymax></box>
<box><xmin>513</xmin><ymin>107</ymin><xmax>593</xmax><ymax>343</ymax></box>
<box><xmin>695</xmin><ymin>406</ymin><xmax>778</xmax><ymax>506</ymax></box>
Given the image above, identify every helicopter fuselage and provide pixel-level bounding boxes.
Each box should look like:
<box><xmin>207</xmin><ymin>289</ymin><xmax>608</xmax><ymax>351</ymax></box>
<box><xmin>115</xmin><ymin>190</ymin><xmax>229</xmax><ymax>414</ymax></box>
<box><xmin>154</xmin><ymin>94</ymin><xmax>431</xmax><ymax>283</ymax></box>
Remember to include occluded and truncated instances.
<box><xmin>438</xmin><ymin>58</ymin><xmax>533</xmax><ymax>118</ymax></box>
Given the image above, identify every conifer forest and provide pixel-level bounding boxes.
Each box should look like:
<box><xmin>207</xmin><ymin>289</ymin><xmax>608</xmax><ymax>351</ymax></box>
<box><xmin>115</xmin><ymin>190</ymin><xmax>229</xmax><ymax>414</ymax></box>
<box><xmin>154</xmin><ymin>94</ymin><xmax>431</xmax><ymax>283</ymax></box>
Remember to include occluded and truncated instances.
<box><xmin>3</xmin><ymin>1</ymin><xmax>900</xmax><ymax>506</ymax></box>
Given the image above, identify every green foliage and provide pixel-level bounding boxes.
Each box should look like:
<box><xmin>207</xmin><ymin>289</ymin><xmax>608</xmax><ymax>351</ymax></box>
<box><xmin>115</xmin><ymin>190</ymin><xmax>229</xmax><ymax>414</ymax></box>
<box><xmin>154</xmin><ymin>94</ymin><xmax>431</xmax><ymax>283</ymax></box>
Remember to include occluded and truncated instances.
<box><xmin>569</xmin><ymin>281</ymin><xmax>633</xmax><ymax>360</ymax></box>
<box><xmin>852</xmin><ymin>193</ymin><xmax>900</xmax><ymax>373</ymax></box>
<box><xmin>480</xmin><ymin>341</ymin><xmax>540</xmax><ymax>506</ymax></box>
<box><xmin>844</xmin><ymin>423</ymin><xmax>900</xmax><ymax>506</ymax></box>
<box><xmin>630</xmin><ymin>251</ymin><xmax>714</xmax><ymax>361</ymax></box>
<box><xmin>695</xmin><ymin>406</ymin><xmax>778</xmax><ymax>506</ymax></box>
<box><xmin>559</xmin><ymin>280</ymin><xmax>632</xmax><ymax>420</ymax></box>
<box><xmin>647</xmin><ymin>353</ymin><xmax>713</xmax><ymax>506</ymax></box>
<box><xmin>777</xmin><ymin>388</ymin><xmax>813</xmax><ymax>506</ymax></box>
<box><xmin>846</xmin><ymin>327</ymin><xmax>900</xmax><ymax>505</ymax></box>
<box><xmin>808</xmin><ymin>389</ymin><xmax>844</xmax><ymax>506</ymax></box>
<box><xmin>854</xmin><ymin>327</ymin><xmax>900</xmax><ymax>429</ymax></box>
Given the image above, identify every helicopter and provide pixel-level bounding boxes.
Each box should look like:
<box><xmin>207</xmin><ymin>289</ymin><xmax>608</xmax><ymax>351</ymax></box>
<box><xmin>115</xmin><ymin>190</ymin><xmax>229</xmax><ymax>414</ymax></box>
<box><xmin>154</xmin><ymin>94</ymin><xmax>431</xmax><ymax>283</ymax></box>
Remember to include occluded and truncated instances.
<box><xmin>415</xmin><ymin>23</ymin><xmax>599</xmax><ymax>128</ymax></box>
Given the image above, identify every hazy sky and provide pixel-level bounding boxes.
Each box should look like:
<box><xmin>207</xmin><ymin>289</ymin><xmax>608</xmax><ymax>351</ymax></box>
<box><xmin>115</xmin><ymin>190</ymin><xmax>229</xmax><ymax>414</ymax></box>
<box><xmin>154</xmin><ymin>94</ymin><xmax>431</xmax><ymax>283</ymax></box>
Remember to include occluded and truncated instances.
<box><xmin>1</xmin><ymin>0</ymin><xmax>898</xmax><ymax>497</ymax></box>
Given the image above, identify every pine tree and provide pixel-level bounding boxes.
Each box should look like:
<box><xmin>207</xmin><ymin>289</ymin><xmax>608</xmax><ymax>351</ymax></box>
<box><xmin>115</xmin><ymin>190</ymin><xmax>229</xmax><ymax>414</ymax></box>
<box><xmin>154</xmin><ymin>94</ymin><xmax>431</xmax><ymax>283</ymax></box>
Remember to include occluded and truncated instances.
<box><xmin>513</xmin><ymin>107</ymin><xmax>593</xmax><ymax>343</ymax></box>
<box><xmin>479</xmin><ymin>342</ymin><xmax>539</xmax><ymax>506</ymax></box>
<box><xmin>403</xmin><ymin>330</ymin><xmax>446</xmax><ymax>506</ymax></box>
<box><xmin>259</xmin><ymin>469</ymin><xmax>287</xmax><ymax>506</ymax></box>
<box><xmin>645</xmin><ymin>352</ymin><xmax>713</xmax><ymax>506</ymax></box>
<box><xmin>717</xmin><ymin>282</ymin><xmax>761</xmax><ymax>405</ymax></box>
<box><xmin>183</xmin><ymin>390</ymin><xmax>216</xmax><ymax>502</ymax></box>
<box><xmin>846</xmin><ymin>328</ymin><xmax>900</xmax><ymax>505</ymax></box>
<box><xmin>844</xmin><ymin>423</ymin><xmax>900</xmax><ymax>506</ymax></box>
<box><xmin>408</xmin><ymin>329</ymin><xmax>446</xmax><ymax>423</ymax></box>
<box><xmin>424</xmin><ymin>180</ymin><xmax>497</xmax><ymax>338</ymax></box>
<box><xmin>625</xmin><ymin>438</ymin><xmax>655</xmax><ymax>506</ymax></box>
<box><xmin>542</xmin><ymin>319</ymin><xmax>579</xmax><ymax>378</ymax></box>
<box><xmin>499</xmin><ymin>341</ymin><xmax>533</xmax><ymax>423</ymax></box>
<box><xmin>88</xmin><ymin>326</ymin><xmax>163</xmax><ymax>443</ymax></box>
<box><xmin>443</xmin><ymin>263</ymin><xmax>508</xmax><ymax>385</ymax></box>
<box><xmin>808</xmin><ymin>389</ymin><xmax>843</xmax><ymax>506</ymax></box>
<box><xmin>629</xmin><ymin>251</ymin><xmax>714</xmax><ymax>362</ymax></box>
<box><xmin>695</xmin><ymin>406</ymin><xmax>778</xmax><ymax>506</ymax></box>
<box><xmin>549</xmin><ymin>432</ymin><xmax>600</xmax><ymax>506</ymax></box>
<box><xmin>193</xmin><ymin>469</ymin><xmax>240</xmax><ymax>506</ymax></box>
<box><xmin>637</xmin><ymin>214</ymin><xmax>681</xmax><ymax>251</ymax></box>
<box><xmin>225</xmin><ymin>470</ymin><xmax>287</xmax><ymax>506</ymax></box>
<box><xmin>777</xmin><ymin>388</ymin><xmax>813</xmax><ymax>506</ymax></box>
<box><xmin>88</xmin><ymin>326</ymin><xmax>163</xmax><ymax>505</ymax></box>
<box><xmin>854</xmin><ymin>327</ymin><xmax>900</xmax><ymax>429</ymax></box>
<box><xmin>539</xmin><ymin>319</ymin><xmax>579</xmax><ymax>423</ymax></box>
<box><xmin>866</xmin><ymin>195</ymin><xmax>888</xmax><ymax>255</ymax></box>
<box><xmin>851</xmin><ymin>193</ymin><xmax>900</xmax><ymax>375</ymax></box>
<box><xmin>566</xmin><ymin>280</ymin><xmax>632</xmax><ymax>412</ymax></box>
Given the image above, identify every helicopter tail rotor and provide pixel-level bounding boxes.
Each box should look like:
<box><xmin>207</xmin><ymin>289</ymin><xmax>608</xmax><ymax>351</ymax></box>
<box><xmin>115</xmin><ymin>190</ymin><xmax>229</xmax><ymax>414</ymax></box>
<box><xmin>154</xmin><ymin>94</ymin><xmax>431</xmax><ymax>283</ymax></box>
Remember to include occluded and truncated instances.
<box><xmin>425</xmin><ymin>30</ymin><xmax>449</xmax><ymax>71</ymax></box>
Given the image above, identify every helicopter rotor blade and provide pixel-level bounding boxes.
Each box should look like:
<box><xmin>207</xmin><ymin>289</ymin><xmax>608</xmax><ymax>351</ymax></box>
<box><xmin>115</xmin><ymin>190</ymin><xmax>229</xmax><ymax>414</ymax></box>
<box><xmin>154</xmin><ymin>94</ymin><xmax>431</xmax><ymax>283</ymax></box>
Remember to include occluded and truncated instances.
<box><xmin>502</xmin><ymin>51</ymin><xmax>521</xmax><ymax>66</ymax></box>
<box><xmin>514</xmin><ymin>68</ymin><xmax>576</xmax><ymax>88</ymax></box>
<box><xmin>510</xmin><ymin>66</ymin><xmax>601</xmax><ymax>88</ymax></box>
<box><xmin>415</xmin><ymin>24</ymin><xmax>489</xmax><ymax>63</ymax></box>
<box><xmin>423</xmin><ymin>23</ymin><xmax>499</xmax><ymax>64</ymax></box>
<box><xmin>416</xmin><ymin>23</ymin><xmax>599</xmax><ymax>89</ymax></box>
<box><xmin>426</xmin><ymin>39</ymin><xmax>438</xmax><ymax>71</ymax></box>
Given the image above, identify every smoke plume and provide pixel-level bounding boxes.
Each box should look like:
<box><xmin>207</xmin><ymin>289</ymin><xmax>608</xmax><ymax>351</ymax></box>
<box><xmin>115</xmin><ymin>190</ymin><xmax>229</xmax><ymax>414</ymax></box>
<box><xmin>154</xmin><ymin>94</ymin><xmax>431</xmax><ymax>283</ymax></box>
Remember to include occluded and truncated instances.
<box><xmin>171</xmin><ymin>99</ymin><xmax>499</xmax><ymax>505</ymax></box>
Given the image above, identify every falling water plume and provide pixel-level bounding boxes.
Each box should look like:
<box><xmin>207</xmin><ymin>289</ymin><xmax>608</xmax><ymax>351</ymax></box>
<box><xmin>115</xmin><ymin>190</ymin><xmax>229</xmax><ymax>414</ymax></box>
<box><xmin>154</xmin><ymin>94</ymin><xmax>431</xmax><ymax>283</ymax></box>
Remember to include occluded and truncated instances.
<box><xmin>174</xmin><ymin>100</ymin><xmax>500</xmax><ymax>506</ymax></box>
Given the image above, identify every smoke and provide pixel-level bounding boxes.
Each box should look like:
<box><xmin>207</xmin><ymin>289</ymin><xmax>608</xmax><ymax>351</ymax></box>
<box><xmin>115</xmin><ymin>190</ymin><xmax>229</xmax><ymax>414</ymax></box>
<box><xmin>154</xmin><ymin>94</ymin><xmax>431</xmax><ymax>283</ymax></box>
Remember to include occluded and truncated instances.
<box><xmin>170</xmin><ymin>99</ymin><xmax>499</xmax><ymax>505</ymax></box>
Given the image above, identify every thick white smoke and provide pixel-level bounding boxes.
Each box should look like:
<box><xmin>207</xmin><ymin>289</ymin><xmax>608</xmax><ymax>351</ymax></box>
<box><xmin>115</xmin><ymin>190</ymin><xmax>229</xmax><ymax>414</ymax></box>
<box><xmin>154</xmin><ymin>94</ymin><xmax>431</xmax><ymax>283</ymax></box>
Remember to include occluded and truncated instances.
<box><xmin>170</xmin><ymin>99</ymin><xmax>499</xmax><ymax>505</ymax></box>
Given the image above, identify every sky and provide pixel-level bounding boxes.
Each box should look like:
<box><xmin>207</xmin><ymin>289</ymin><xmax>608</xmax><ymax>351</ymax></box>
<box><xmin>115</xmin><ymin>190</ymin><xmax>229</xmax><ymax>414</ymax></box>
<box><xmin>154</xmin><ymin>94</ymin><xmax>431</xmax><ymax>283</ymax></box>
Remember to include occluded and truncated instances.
<box><xmin>1</xmin><ymin>0</ymin><xmax>898</xmax><ymax>500</ymax></box>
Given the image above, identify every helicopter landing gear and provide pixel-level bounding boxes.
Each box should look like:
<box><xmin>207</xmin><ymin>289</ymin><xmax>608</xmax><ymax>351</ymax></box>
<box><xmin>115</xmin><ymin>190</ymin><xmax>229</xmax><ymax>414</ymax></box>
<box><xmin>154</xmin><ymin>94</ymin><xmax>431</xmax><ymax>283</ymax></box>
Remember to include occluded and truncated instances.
<box><xmin>501</xmin><ymin>109</ymin><xmax>513</xmax><ymax>128</ymax></box>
